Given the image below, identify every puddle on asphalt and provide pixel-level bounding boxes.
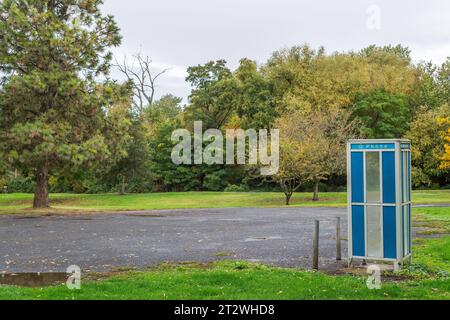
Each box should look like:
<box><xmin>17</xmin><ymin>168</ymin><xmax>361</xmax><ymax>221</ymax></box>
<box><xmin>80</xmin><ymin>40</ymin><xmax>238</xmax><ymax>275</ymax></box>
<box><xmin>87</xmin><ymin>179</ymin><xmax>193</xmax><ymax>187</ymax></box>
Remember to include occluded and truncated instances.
<box><xmin>0</xmin><ymin>272</ymin><xmax>67</xmax><ymax>287</ymax></box>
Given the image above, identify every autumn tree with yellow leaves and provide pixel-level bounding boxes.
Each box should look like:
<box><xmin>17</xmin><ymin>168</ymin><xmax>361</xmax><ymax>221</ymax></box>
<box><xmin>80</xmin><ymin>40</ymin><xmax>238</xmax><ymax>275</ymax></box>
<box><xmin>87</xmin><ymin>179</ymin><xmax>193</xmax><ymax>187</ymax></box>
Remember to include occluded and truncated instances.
<box><xmin>405</xmin><ymin>105</ymin><xmax>450</xmax><ymax>187</ymax></box>
<box><xmin>438</xmin><ymin>115</ymin><xmax>450</xmax><ymax>170</ymax></box>
<box><xmin>275</xmin><ymin>107</ymin><xmax>357</xmax><ymax>204</ymax></box>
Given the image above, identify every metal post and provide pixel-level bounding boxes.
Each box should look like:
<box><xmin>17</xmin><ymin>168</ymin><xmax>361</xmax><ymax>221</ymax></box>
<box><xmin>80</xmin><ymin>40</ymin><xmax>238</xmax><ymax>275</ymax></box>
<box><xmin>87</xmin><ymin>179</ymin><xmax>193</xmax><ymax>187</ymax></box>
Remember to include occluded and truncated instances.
<box><xmin>336</xmin><ymin>217</ymin><xmax>341</xmax><ymax>261</ymax></box>
<box><xmin>312</xmin><ymin>220</ymin><xmax>319</xmax><ymax>270</ymax></box>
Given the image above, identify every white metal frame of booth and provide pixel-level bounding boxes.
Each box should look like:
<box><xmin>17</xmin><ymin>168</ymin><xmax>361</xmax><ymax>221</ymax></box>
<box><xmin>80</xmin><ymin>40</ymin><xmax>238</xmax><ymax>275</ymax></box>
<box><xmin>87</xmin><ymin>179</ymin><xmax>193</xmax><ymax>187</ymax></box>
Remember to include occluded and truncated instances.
<box><xmin>347</xmin><ymin>139</ymin><xmax>412</xmax><ymax>269</ymax></box>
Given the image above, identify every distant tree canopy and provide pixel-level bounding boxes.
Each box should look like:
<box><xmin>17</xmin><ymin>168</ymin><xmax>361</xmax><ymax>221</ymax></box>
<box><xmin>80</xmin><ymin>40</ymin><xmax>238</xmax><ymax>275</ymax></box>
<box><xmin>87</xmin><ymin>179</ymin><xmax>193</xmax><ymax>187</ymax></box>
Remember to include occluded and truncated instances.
<box><xmin>185</xmin><ymin>60</ymin><xmax>238</xmax><ymax>129</ymax></box>
<box><xmin>146</xmin><ymin>94</ymin><xmax>183</xmax><ymax>124</ymax></box>
<box><xmin>265</xmin><ymin>45</ymin><xmax>417</xmax><ymax>113</ymax></box>
<box><xmin>233</xmin><ymin>58</ymin><xmax>276</xmax><ymax>130</ymax></box>
<box><xmin>359</xmin><ymin>44</ymin><xmax>412</xmax><ymax>63</ymax></box>
<box><xmin>351</xmin><ymin>90</ymin><xmax>409</xmax><ymax>138</ymax></box>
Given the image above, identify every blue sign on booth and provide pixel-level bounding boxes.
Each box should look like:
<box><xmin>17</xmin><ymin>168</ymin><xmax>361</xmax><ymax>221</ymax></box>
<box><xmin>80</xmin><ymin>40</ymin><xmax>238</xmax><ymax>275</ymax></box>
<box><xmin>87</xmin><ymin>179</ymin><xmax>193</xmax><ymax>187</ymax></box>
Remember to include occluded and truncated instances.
<box><xmin>347</xmin><ymin>139</ymin><xmax>412</xmax><ymax>268</ymax></box>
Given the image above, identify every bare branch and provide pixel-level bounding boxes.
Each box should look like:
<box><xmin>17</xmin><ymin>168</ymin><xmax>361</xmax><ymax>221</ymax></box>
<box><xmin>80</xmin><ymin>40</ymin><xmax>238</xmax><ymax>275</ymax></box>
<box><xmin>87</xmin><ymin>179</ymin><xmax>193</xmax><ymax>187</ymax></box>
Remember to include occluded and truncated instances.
<box><xmin>114</xmin><ymin>53</ymin><xmax>170</xmax><ymax>115</ymax></box>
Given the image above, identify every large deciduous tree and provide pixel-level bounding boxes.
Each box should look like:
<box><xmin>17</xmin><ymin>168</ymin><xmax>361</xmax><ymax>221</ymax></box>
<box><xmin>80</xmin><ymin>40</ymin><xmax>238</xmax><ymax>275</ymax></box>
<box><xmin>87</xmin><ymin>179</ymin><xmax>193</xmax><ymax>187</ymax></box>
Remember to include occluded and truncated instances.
<box><xmin>185</xmin><ymin>60</ymin><xmax>239</xmax><ymax>129</ymax></box>
<box><xmin>276</xmin><ymin>107</ymin><xmax>357</xmax><ymax>203</ymax></box>
<box><xmin>272</xmin><ymin>137</ymin><xmax>303</xmax><ymax>206</ymax></box>
<box><xmin>265</xmin><ymin>44</ymin><xmax>417</xmax><ymax>120</ymax></box>
<box><xmin>0</xmin><ymin>0</ymin><xmax>126</xmax><ymax>208</ymax></box>
<box><xmin>233</xmin><ymin>58</ymin><xmax>276</xmax><ymax>130</ymax></box>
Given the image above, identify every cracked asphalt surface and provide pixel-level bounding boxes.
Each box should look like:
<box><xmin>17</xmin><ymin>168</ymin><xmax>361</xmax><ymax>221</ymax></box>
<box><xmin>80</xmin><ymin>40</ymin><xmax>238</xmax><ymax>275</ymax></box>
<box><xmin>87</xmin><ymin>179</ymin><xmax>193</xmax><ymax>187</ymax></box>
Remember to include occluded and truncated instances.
<box><xmin>0</xmin><ymin>207</ymin><xmax>348</xmax><ymax>273</ymax></box>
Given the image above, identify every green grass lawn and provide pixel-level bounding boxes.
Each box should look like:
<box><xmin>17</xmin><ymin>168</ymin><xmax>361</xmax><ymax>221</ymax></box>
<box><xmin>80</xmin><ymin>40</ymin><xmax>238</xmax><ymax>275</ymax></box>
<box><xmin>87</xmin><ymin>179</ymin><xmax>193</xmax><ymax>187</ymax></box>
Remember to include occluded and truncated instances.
<box><xmin>1</xmin><ymin>190</ymin><xmax>450</xmax><ymax>214</ymax></box>
<box><xmin>414</xmin><ymin>207</ymin><xmax>450</xmax><ymax>235</ymax></box>
<box><xmin>0</xmin><ymin>206</ymin><xmax>449</xmax><ymax>300</ymax></box>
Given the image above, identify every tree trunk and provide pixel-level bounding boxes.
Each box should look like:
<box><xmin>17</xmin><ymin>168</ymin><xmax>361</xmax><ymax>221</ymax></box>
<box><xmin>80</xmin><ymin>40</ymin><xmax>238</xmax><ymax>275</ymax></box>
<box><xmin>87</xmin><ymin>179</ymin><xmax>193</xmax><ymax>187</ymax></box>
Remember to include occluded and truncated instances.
<box><xmin>119</xmin><ymin>175</ymin><xmax>126</xmax><ymax>195</ymax></box>
<box><xmin>33</xmin><ymin>165</ymin><xmax>49</xmax><ymax>208</ymax></box>
<box><xmin>312</xmin><ymin>181</ymin><xmax>319</xmax><ymax>202</ymax></box>
<box><xmin>285</xmin><ymin>192</ymin><xmax>292</xmax><ymax>205</ymax></box>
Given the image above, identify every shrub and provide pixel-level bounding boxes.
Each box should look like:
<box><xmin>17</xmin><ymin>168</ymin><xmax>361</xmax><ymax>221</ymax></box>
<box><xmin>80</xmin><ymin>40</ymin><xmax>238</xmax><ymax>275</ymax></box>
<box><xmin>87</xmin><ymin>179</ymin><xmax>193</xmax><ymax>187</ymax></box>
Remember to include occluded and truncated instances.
<box><xmin>224</xmin><ymin>184</ymin><xmax>250</xmax><ymax>192</ymax></box>
<box><xmin>4</xmin><ymin>175</ymin><xmax>36</xmax><ymax>193</ymax></box>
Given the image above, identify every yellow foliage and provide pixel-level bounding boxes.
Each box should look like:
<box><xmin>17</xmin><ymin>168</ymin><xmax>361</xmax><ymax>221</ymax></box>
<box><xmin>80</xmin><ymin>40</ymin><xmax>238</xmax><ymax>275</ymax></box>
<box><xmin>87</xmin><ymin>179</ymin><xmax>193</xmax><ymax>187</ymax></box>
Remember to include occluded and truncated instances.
<box><xmin>438</xmin><ymin>116</ymin><xmax>450</xmax><ymax>170</ymax></box>
<box><xmin>275</xmin><ymin>107</ymin><xmax>357</xmax><ymax>184</ymax></box>
<box><xmin>266</xmin><ymin>45</ymin><xmax>418</xmax><ymax>114</ymax></box>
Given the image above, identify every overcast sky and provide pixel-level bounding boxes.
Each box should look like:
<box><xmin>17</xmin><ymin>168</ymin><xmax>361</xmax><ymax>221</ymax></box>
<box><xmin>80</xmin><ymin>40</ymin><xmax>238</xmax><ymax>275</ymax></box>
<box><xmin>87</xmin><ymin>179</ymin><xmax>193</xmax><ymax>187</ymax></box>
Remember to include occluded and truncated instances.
<box><xmin>102</xmin><ymin>0</ymin><xmax>450</xmax><ymax>103</ymax></box>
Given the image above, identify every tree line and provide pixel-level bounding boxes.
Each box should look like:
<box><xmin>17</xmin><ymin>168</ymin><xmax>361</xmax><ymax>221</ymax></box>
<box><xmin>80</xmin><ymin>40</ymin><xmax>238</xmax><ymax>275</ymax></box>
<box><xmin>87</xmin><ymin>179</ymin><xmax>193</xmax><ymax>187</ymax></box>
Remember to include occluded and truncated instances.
<box><xmin>1</xmin><ymin>1</ymin><xmax>449</xmax><ymax>207</ymax></box>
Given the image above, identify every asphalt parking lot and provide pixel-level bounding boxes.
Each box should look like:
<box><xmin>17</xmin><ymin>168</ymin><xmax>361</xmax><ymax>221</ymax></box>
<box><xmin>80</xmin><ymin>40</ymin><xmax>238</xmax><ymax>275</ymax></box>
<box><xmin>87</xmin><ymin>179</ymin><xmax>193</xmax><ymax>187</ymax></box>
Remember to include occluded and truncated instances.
<box><xmin>0</xmin><ymin>207</ymin><xmax>348</xmax><ymax>273</ymax></box>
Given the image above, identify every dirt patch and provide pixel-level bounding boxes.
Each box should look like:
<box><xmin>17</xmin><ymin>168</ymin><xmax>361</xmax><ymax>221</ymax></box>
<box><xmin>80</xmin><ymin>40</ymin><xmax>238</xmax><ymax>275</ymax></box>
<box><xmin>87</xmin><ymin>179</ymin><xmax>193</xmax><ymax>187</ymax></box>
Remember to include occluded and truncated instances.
<box><xmin>149</xmin><ymin>261</ymin><xmax>214</xmax><ymax>271</ymax></box>
<box><xmin>0</xmin><ymin>272</ymin><xmax>67</xmax><ymax>287</ymax></box>
<box><xmin>413</xmin><ymin>220</ymin><xmax>450</xmax><ymax>236</ymax></box>
<box><xmin>1</xmin><ymin>208</ymin><xmax>109</xmax><ymax>218</ymax></box>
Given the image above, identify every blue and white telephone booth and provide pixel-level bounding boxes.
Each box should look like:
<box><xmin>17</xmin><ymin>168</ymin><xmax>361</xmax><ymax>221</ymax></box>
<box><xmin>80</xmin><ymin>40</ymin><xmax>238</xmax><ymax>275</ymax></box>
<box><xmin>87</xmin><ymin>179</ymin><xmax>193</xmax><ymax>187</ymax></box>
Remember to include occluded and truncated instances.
<box><xmin>347</xmin><ymin>139</ymin><xmax>412</xmax><ymax>268</ymax></box>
